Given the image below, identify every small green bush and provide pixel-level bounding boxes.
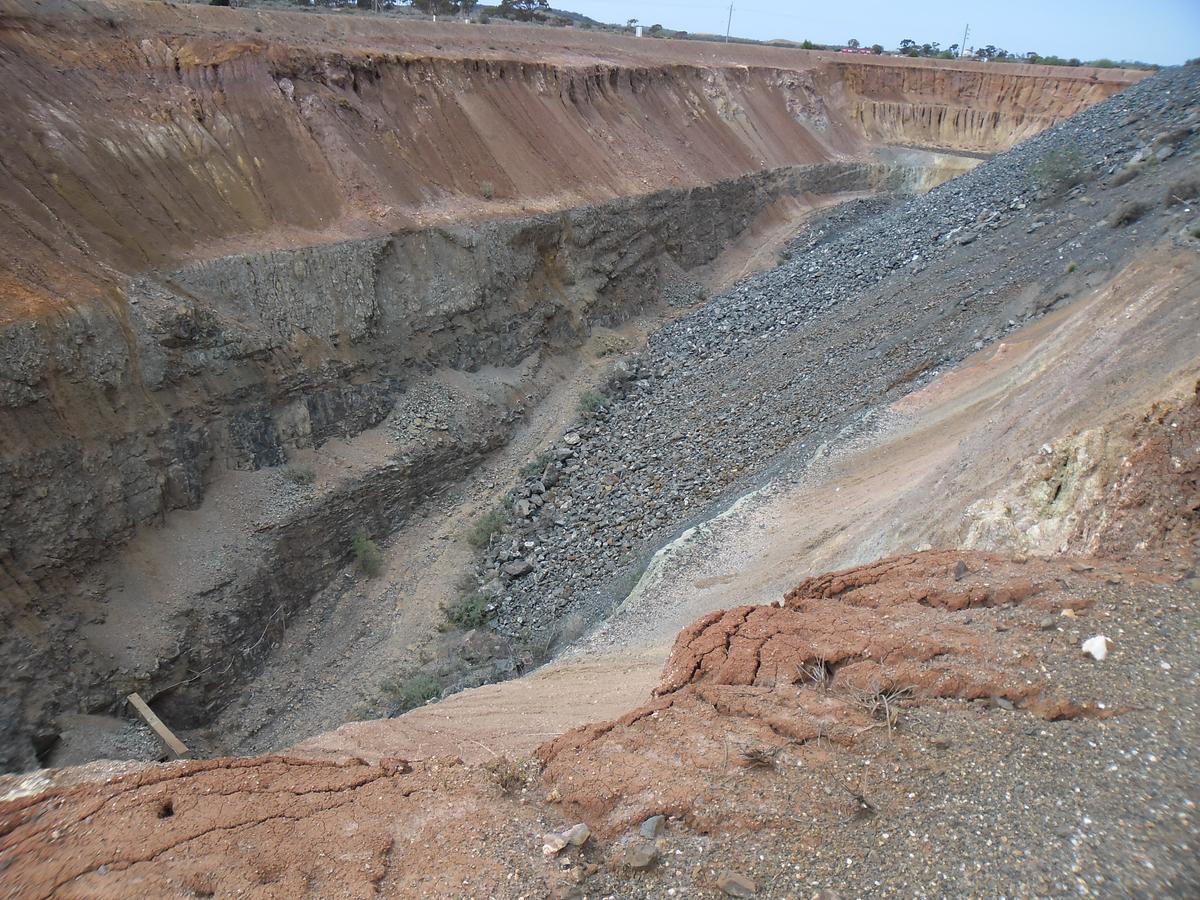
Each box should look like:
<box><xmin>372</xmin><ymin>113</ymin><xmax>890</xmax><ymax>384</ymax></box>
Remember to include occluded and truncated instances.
<box><xmin>283</xmin><ymin>465</ymin><xmax>315</xmax><ymax>486</ymax></box>
<box><xmin>520</xmin><ymin>451</ymin><xmax>553</xmax><ymax>479</ymax></box>
<box><xmin>1109</xmin><ymin>199</ymin><xmax>1152</xmax><ymax>227</ymax></box>
<box><xmin>466</xmin><ymin>506</ymin><xmax>506</xmax><ymax>548</ymax></box>
<box><xmin>352</xmin><ymin>529</ymin><xmax>383</xmax><ymax>578</ymax></box>
<box><xmin>1065</xmin><ymin>260</ymin><xmax>1077</xmax><ymax>274</ymax></box>
<box><xmin>579</xmin><ymin>389</ymin><xmax>609</xmax><ymax>416</ymax></box>
<box><xmin>444</xmin><ymin>592</ymin><xmax>492</xmax><ymax>628</ymax></box>
<box><xmin>481</xmin><ymin>181</ymin><xmax>495</xmax><ymax>200</ymax></box>
<box><xmin>380</xmin><ymin>673</ymin><xmax>439</xmax><ymax>713</ymax></box>
<box><xmin>1034</xmin><ymin>148</ymin><xmax>1089</xmax><ymax>196</ymax></box>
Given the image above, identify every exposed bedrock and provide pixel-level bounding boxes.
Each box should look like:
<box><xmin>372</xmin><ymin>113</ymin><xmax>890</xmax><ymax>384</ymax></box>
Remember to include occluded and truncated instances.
<box><xmin>0</xmin><ymin>160</ymin><xmax>937</xmax><ymax>769</ymax></box>
<box><xmin>0</xmin><ymin>163</ymin><xmax>910</xmax><ymax>590</ymax></box>
<box><xmin>830</xmin><ymin>61</ymin><xmax>1122</xmax><ymax>152</ymax></box>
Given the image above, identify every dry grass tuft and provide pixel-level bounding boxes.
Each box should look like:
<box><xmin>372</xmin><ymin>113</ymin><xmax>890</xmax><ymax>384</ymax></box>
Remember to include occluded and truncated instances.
<box><xmin>851</xmin><ymin>685</ymin><xmax>914</xmax><ymax>735</ymax></box>
<box><xmin>1109</xmin><ymin>199</ymin><xmax>1152</xmax><ymax>227</ymax></box>
<box><xmin>738</xmin><ymin>745</ymin><xmax>782</xmax><ymax>770</ymax></box>
<box><xmin>485</xmin><ymin>756</ymin><xmax>530</xmax><ymax>796</ymax></box>
<box><xmin>796</xmin><ymin>657</ymin><xmax>830</xmax><ymax>690</ymax></box>
<box><xmin>1164</xmin><ymin>176</ymin><xmax>1200</xmax><ymax>208</ymax></box>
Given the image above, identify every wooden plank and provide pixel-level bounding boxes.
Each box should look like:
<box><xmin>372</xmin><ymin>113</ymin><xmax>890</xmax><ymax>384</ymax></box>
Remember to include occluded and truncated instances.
<box><xmin>127</xmin><ymin>692</ymin><xmax>189</xmax><ymax>758</ymax></box>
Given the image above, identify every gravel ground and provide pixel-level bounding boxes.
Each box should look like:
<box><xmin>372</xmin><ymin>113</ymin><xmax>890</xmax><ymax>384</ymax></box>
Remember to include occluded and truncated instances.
<box><xmin>473</xmin><ymin>65</ymin><xmax>1200</xmax><ymax>643</ymax></box>
<box><xmin>569</xmin><ymin>574</ymin><xmax>1200</xmax><ymax>899</ymax></box>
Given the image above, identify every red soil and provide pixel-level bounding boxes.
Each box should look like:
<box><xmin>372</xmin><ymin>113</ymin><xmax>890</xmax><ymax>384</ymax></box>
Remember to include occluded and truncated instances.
<box><xmin>0</xmin><ymin>550</ymin><xmax>1169</xmax><ymax>897</ymax></box>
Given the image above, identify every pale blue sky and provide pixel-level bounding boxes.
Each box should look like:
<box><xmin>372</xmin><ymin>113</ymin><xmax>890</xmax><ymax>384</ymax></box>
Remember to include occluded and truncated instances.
<box><xmin>560</xmin><ymin>0</ymin><xmax>1199</xmax><ymax>64</ymax></box>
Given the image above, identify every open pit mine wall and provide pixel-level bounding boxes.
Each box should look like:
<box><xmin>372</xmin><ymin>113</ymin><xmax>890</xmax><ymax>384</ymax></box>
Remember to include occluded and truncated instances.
<box><xmin>0</xmin><ymin>25</ymin><xmax>1130</xmax><ymax>309</ymax></box>
<box><xmin>0</xmin><ymin>161</ymin><xmax>941</xmax><ymax>763</ymax></box>
<box><xmin>0</xmin><ymin>161</ymin><xmax>921</xmax><ymax>596</ymax></box>
<box><xmin>0</xmin><ymin>19</ymin><xmax>1136</xmax><ymax>766</ymax></box>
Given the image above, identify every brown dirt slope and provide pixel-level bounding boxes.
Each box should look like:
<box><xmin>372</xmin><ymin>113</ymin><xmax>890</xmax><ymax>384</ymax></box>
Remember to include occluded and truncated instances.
<box><xmin>0</xmin><ymin>0</ymin><xmax>1139</xmax><ymax>322</ymax></box>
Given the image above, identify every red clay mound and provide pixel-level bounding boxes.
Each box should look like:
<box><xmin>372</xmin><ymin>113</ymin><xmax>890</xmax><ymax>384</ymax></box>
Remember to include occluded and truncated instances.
<box><xmin>655</xmin><ymin>551</ymin><xmax>1051</xmax><ymax>697</ymax></box>
<box><xmin>537</xmin><ymin>552</ymin><xmax>1118</xmax><ymax>836</ymax></box>
<box><xmin>1082</xmin><ymin>382</ymin><xmax>1200</xmax><ymax>565</ymax></box>
<box><xmin>0</xmin><ymin>754</ymin><xmax>583</xmax><ymax>898</ymax></box>
<box><xmin>0</xmin><ymin>550</ymin><xmax>1186</xmax><ymax>896</ymax></box>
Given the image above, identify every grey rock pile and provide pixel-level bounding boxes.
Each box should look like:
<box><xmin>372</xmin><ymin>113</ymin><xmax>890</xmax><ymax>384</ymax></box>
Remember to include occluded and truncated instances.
<box><xmin>472</xmin><ymin>66</ymin><xmax>1200</xmax><ymax>640</ymax></box>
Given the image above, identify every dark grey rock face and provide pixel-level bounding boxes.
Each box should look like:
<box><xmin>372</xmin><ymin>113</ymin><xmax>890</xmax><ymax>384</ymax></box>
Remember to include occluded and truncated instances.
<box><xmin>0</xmin><ymin>160</ymin><xmax>908</xmax><ymax>770</ymax></box>
<box><xmin>1</xmin><ymin>163</ymin><xmax>896</xmax><ymax>593</ymax></box>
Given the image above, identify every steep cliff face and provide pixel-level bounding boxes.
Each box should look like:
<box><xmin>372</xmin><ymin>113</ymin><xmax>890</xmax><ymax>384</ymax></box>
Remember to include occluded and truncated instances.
<box><xmin>2</xmin><ymin>164</ymin><xmax>888</xmax><ymax>592</ymax></box>
<box><xmin>0</xmin><ymin>4</ymin><xmax>1138</xmax><ymax>318</ymax></box>
<box><xmin>829</xmin><ymin>61</ymin><xmax>1122</xmax><ymax>152</ymax></box>
<box><xmin>1</xmin><ymin>162</ymin><xmax>930</xmax><ymax>768</ymax></box>
<box><xmin>0</xmin><ymin>39</ymin><xmax>847</xmax><ymax>315</ymax></box>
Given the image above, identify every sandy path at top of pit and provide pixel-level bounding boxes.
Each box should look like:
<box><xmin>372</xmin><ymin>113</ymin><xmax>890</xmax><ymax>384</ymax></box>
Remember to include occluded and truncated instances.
<box><xmin>9</xmin><ymin>0</ymin><xmax>1148</xmax><ymax>78</ymax></box>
